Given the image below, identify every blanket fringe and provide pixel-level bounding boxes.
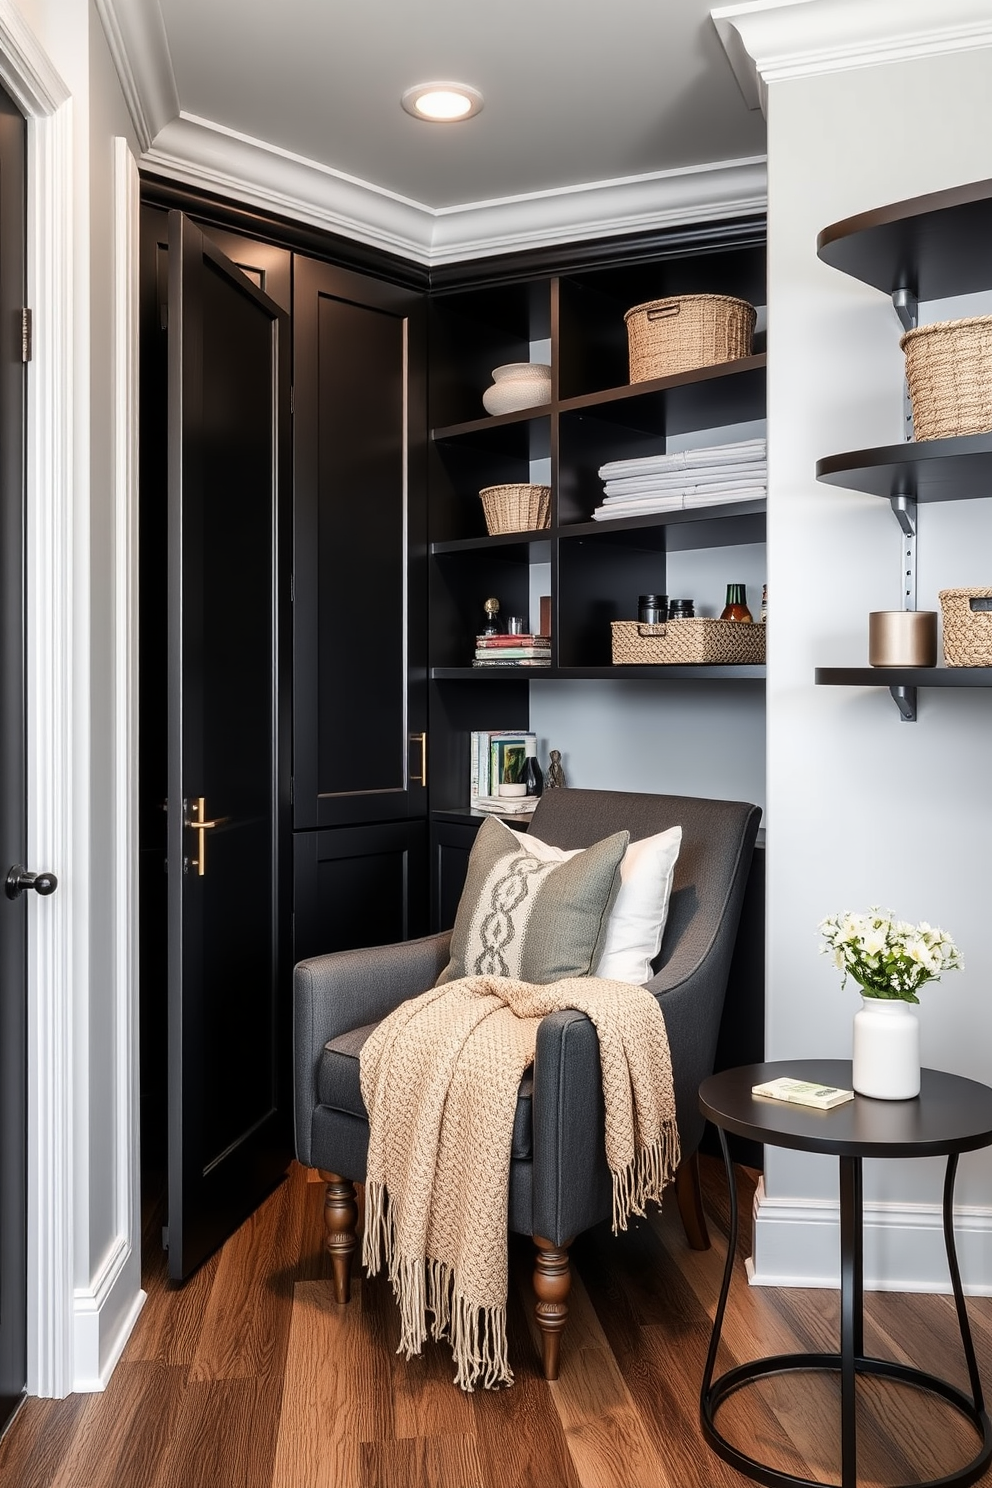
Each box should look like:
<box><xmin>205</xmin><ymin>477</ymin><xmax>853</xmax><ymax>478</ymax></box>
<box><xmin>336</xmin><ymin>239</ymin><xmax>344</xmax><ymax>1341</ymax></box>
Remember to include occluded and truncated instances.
<box><xmin>611</xmin><ymin>1124</ymin><xmax>681</xmax><ymax>1234</ymax></box>
<box><xmin>363</xmin><ymin>1182</ymin><xmax>513</xmax><ymax>1390</ymax></box>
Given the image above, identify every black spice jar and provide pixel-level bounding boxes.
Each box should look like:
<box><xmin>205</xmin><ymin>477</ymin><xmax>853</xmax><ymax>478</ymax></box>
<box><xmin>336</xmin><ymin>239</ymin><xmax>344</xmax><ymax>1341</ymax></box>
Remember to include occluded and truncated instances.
<box><xmin>669</xmin><ymin>599</ymin><xmax>695</xmax><ymax>619</ymax></box>
<box><xmin>638</xmin><ymin>594</ymin><xmax>668</xmax><ymax>625</ymax></box>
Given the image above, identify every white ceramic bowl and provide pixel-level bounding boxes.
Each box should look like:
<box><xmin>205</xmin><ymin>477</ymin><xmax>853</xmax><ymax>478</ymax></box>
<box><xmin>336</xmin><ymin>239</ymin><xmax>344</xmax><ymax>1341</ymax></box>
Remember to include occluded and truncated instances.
<box><xmin>482</xmin><ymin>362</ymin><xmax>552</xmax><ymax>416</ymax></box>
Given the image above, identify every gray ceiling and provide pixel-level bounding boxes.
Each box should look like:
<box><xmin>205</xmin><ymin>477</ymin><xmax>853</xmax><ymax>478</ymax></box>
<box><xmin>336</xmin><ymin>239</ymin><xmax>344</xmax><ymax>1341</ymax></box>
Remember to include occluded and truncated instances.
<box><xmin>157</xmin><ymin>0</ymin><xmax>765</xmax><ymax>209</ymax></box>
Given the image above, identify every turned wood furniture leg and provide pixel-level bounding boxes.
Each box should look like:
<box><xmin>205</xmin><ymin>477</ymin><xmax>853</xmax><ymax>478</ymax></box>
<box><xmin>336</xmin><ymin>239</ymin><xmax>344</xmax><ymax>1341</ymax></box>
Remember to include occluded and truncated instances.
<box><xmin>674</xmin><ymin>1150</ymin><xmax>710</xmax><ymax>1251</ymax></box>
<box><xmin>533</xmin><ymin>1234</ymin><xmax>572</xmax><ymax>1381</ymax></box>
<box><xmin>320</xmin><ymin>1171</ymin><xmax>358</xmax><ymax>1303</ymax></box>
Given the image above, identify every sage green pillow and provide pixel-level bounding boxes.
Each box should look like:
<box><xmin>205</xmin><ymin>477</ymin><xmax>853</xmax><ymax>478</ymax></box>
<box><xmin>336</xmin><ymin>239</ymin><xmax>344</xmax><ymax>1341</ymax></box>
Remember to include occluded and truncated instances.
<box><xmin>438</xmin><ymin>816</ymin><xmax>629</xmax><ymax>985</ymax></box>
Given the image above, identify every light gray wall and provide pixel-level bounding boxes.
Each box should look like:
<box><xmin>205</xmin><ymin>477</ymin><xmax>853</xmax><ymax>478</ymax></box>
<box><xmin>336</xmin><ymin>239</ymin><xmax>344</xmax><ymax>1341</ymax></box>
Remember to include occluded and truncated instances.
<box><xmin>758</xmin><ymin>42</ymin><xmax>992</xmax><ymax>1284</ymax></box>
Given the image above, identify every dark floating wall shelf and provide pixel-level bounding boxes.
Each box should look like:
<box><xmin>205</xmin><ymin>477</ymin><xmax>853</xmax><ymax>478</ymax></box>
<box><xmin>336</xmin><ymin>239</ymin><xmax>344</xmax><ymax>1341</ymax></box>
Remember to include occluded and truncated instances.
<box><xmin>433</xmin><ymin>666</ymin><xmax>767</xmax><ymax>682</ymax></box>
<box><xmin>816</xmin><ymin>434</ymin><xmax>992</xmax><ymax>503</ymax></box>
<box><xmin>815</xmin><ymin>179</ymin><xmax>992</xmax><ymax>720</ymax></box>
<box><xmin>817</xmin><ymin>178</ymin><xmax>992</xmax><ymax>299</ymax></box>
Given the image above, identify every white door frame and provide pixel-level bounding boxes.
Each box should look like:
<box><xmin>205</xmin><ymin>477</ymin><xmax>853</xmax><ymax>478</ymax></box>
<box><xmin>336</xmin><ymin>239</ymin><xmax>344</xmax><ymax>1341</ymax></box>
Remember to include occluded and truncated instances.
<box><xmin>0</xmin><ymin>0</ymin><xmax>87</xmax><ymax>1398</ymax></box>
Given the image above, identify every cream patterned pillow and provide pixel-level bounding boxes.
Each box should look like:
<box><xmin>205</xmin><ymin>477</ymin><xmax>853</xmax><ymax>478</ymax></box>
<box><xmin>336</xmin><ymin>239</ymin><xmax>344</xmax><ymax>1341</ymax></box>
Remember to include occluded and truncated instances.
<box><xmin>507</xmin><ymin>823</ymin><xmax>682</xmax><ymax>984</ymax></box>
<box><xmin>438</xmin><ymin>816</ymin><xmax>629</xmax><ymax>985</ymax></box>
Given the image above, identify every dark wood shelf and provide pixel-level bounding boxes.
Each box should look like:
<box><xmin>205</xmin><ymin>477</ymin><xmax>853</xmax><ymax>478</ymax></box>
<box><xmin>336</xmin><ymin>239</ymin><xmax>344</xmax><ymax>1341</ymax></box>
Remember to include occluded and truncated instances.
<box><xmin>431</xmin><ymin>354</ymin><xmax>766</xmax><ymax>445</ymax></box>
<box><xmin>816</xmin><ymin>666</ymin><xmax>992</xmax><ymax>688</ymax></box>
<box><xmin>816</xmin><ymin>434</ymin><xmax>992</xmax><ymax>502</ymax></box>
<box><xmin>431</xmin><ymin>501</ymin><xmax>766</xmax><ymax>555</ymax></box>
<box><xmin>557</xmin><ymin>353</ymin><xmax>765</xmax><ymax>415</ymax></box>
<box><xmin>432</xmin><ymin>807</ymin><xmax>536</xmax><ymax>826</ymax></box>
<box><xmin>431</xmin><ymin>529</ymin><xmax>552</xmax><ymax>556</ymax></box>
<box><xmin>817</xmin><ymin>179</ymin><xmax>992</xmax><ymax>299</ymax></box>
<box><xmin>433</xmin><ymin>665</ymin><xmax>766</xmax><ymax>681</ymax></box>
<box><xmin>560</xmin><ymin>500</ymin><xmax>766</xmax><ymax>539</ymax></box>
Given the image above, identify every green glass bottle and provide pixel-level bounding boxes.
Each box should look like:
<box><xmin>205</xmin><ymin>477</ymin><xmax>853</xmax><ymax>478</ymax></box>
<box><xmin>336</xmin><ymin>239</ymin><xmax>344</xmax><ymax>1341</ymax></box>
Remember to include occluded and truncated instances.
<box><xmin>721</xmin><ymin>583</ymin><xmax>752</xmax><ymax>622</ymax></box>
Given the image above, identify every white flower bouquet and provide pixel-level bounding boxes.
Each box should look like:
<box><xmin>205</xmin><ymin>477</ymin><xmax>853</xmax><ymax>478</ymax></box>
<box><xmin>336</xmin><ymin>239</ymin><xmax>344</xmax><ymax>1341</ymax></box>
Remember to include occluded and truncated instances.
<box><xmin>819</xmin><ymin>908</ymin><xmax>963</xmax><ymax>1003</ymax></box>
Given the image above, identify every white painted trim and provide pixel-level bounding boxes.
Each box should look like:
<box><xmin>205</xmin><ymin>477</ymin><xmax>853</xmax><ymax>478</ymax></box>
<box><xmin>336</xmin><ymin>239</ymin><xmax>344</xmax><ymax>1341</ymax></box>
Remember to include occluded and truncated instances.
<box><xmin>93</xmin><ymin>0</ymin><xmax>178</xmax><ymax>151</ymax></box>
<box><xmin>140</xmin><ymin>114</ymin><xmax>767</xmax><ymax>266</ymax></box>
<box><xmin>1</xmin><ymin>4</ymin><xmax>78</xmax><ymax>1394</ymax></box>
<box><xmin>712</xmin><ymin>0</ymin><xmax>992</xmax><ymax>114</ymax></box>
<box><xmin>65</xmin><ymin>134</ymin><xmax>146</xmax><ymax>1395</ymax></box>
<box><xmin>748</xmin><ymin>1176</ymin><xmax>992</xmax><ymax>1293</ymax></box>
<box><xmin>72</xmin><ymin>1236</ymin><xmax>145</xmax><ymax>1392</ymax></box>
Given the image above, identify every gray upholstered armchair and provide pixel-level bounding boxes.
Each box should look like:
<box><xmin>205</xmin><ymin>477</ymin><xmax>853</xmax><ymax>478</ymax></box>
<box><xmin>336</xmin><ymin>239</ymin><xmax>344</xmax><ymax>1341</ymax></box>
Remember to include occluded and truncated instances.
<box><xmin>293</xmin><ymin>788</ymin><xmax>760</xmax><ymax>1379</ymax></box>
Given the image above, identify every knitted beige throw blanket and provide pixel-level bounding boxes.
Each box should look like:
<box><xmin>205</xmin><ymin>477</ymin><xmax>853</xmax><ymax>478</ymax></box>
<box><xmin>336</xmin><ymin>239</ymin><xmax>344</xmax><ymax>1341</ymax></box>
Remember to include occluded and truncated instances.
<box><xmin>359</xmin><ymin>974</ymin><xmax>679</xmax><ymax>1391</ymax></box>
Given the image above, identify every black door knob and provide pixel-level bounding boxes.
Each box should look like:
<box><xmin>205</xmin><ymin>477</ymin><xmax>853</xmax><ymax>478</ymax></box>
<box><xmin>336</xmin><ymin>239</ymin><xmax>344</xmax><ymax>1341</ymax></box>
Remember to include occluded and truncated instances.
<box><xmin>5</xmin><ymin>865</ymin><xmax>58</xmax><ymax>900</ymax></box>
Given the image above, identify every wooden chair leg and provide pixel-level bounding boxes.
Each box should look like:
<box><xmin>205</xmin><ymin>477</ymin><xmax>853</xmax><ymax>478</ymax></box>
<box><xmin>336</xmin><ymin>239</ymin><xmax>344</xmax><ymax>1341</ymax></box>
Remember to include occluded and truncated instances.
<box><xmin>533</xmin><ymin>1234</ymin><xmax>571</xmax><ymax>1381</ymax></box>
<box><xmin>674</xmin><ymin>1150</ymin><xmax>710</xmax><ymax>1251</ymax></box>
<box><xmin>320</xmin><ymin>1171</ymin><xmax>358</xmax><ymax>1303</ymax></box>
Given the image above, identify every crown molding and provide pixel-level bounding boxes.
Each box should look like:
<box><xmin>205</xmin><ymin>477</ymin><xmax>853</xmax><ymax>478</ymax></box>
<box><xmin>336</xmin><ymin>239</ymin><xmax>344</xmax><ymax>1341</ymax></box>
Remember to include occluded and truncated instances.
<box><xmin>140</xmin><ymin>114</ymin><xmax>766</xmax><ymax>267</ymax></box>
<box><xmin>93</xmin><ymin>0</ymin><xmax>177</xmax><ymax>151</ymax></box>
<box><xmin>712</xmin><ymin>0</ymin><xmax>992</xmax><ymax>113</ymax></box>
<box><xmin>98</xmin><ymin>0</ymin><xmax>765</xmax><ymax>266</ymax></box>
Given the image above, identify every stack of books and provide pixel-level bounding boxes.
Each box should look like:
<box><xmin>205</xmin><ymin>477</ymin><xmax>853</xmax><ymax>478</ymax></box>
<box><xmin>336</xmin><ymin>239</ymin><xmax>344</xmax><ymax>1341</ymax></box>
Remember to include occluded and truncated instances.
<box><xmin>473</xmin><ymin>633</ymin><xmax>551</xmax><ymax>668</ymax></box>
<box><xmin>470</xmin><ymin>730</ymin><xmax>539</xmax><ymax>813</ymax></box>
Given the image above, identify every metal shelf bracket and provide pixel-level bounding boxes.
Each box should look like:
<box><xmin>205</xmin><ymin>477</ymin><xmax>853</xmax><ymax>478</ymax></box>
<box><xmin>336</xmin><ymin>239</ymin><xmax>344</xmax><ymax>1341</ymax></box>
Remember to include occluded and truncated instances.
<box><xmin>890</xmin><ymin>493</ymin><xmax>917</xmax><ymax>611</ymax></box>
<box><xmin>892</xmin><ymin>287</ymin><xmax>919</xmax><ymax>334</ymax></box>
<box><xmin>889</xmin><ymin>684</ymin><xmax>917</xmax><ymax>722</ymax></box>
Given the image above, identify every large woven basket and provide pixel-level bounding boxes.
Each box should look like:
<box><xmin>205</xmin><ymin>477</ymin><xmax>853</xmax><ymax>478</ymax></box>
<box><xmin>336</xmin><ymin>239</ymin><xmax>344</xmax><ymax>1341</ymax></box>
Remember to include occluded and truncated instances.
<box><xmin>939</xmin><ymin>588</ymin><xmax>992</xmax><ymax>666</ymax></box>
<box><xmin>478</xmin><ymin>483</ymin><xmax>551</xmax><ymax>536</ymax></box>
<box><xmin>901</xmin><ymin>317</ymin><xmax>992</xmax><ymax>440</ymax></box>
<box><xmin>611</xmin><ymin>618</ymin><xmax>765</xmax><ymax>666</ymax></box>
<box><xmin>624</xmin><ymin>295</ymin><xmax>756</xmax><ymax>383</ymax></box>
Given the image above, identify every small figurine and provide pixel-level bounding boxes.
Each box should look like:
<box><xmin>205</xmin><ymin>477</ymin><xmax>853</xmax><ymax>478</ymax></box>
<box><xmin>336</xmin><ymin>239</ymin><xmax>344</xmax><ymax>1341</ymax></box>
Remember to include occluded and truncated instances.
<box><xmin>481</xmin><ymin>597</ymin><xmax>503</xmax><ymax>636</ymax></box>
<box><xmin>546</xmin><ymin>749</ymin><xmax>566</xmax><ymax>789</ymax></box>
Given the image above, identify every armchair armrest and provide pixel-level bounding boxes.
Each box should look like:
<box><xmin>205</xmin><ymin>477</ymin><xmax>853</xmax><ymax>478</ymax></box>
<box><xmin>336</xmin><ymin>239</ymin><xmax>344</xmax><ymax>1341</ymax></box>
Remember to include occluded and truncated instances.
<box><xmin>293</xmin><ymin>930</ymin><xmax>452</xmax><ymax>1166</ymax></box>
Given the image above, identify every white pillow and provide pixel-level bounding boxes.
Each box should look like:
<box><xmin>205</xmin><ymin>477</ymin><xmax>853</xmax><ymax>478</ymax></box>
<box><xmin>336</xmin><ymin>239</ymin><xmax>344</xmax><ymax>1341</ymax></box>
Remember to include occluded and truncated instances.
<box><xmin>507</xmin><ymin>822</ymin><xmax>682</xmax><ymax>985</ymax></box>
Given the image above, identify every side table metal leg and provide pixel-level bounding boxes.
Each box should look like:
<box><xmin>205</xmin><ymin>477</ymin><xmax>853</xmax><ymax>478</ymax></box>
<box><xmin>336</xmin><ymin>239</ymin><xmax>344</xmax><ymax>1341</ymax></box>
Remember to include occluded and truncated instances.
<box><xmin>839</xmin><ymin>1155</ymin><xmax>864</xmax><ymax>1488</ymax></box>
<box><xmin>701</xmin><ymin>1126</ymin><xmax>738</xmax><ymax>1405</ymax></box>
<box><xmin>943</xmin><ymin>1153</ymin><xmax>985</xmax><ymax>1412</ymax></box>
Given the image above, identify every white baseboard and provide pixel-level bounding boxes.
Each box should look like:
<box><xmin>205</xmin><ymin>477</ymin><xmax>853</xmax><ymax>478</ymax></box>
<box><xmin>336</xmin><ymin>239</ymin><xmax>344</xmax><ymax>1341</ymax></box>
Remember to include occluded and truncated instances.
<box><xmin>72</xmin><ymin>1237</ymin><xmax>145</xmax><ymax>1392</ymax></box>
<box><xmin>748</xmin><ymin>1176</ymin><xmax>992</xmax><ymax>1293</ymax></box>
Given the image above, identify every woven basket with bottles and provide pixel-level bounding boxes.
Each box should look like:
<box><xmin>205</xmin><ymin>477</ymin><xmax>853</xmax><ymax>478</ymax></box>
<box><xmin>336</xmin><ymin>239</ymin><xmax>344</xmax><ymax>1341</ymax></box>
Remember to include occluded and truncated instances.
<box><xmin>939</xmin><ymin>587</ymin><xmax>992</xmax><ymax>666</ymax></box>
<box><xmin>900</xmin><ymin>317</ymin><xmax>992</xmax><ymax>440</ymax></box>
<box><xmin>611</xmin><ymin>618</ymin><xmax>765</xmax><ymax>666</ymax></box>
<box><xmin>478</xmin><ymin>483</ymin><xmax>551</xmax><ymax>536</ymax></box>
<box><xmin>624</xmin><ymin>294</ymin><xmax>756</xmax><ymax>383</ymax></box>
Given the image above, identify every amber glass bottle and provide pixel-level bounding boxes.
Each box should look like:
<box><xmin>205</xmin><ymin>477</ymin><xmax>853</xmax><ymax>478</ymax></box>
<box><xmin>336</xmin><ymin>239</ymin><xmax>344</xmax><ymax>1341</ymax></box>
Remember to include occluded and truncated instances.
<box><xmin>720</xmin><ymin>583</ymin><xmax>753</xmax><ymax>622</ymax></box>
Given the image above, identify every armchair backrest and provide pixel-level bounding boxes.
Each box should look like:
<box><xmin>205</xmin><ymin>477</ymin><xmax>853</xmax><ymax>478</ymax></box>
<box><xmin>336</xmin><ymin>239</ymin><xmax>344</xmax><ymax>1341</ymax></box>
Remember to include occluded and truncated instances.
<box><xmin>526</xmin><ymin>788</ymin><xmax>760</xmax><ymax>982</ymax></box>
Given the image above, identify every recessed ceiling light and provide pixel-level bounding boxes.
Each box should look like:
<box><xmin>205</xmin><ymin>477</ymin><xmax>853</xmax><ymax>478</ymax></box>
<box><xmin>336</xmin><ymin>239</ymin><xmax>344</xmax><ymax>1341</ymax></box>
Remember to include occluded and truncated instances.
<box><xmin>401</xmin><ymin>82</ymin><xmax>483</xmax><ymax>123</ymax></box>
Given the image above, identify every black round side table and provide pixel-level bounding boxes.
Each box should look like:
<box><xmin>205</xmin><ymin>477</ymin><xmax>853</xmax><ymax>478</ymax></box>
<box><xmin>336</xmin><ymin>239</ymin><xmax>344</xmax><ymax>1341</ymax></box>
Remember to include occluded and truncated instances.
<box><xmin>698</xmin><ymin>1059</ymin><xmax>992</xmax><ymax>1488</ymax></box>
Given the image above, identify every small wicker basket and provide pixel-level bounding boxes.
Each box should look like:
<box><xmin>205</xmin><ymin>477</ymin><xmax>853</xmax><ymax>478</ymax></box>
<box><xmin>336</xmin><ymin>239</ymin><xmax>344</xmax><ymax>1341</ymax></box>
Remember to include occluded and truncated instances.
<box><xmin>611</xmin><ymin>618</ymin><xmax>765</xmax><ymax>666</ymax></box>
<box><xmin>624</xmin><ymin>294</ymin><xmax>756</xmax><ymax>384</ymax></box>
<box><xmin>901</xmin><ymin>317</ymin><xmax>992</xmax><ymax>440</ymax></box>
<box><xmin>939</xmin><ymin>588</ymin><xmax>992</xmax><ymax>666</ymax></box>
<box><xmin>479</xmin><ymin>483</ymin><xmax>551</xmax><ymax>536</ymax></box>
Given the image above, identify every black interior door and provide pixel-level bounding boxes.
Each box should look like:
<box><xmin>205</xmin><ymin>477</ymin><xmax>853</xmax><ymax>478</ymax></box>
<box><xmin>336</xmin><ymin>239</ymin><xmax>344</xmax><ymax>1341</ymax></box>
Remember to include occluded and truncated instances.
<box><xmin>0</xmin><ymin>81</ymin><xmax>27</xmax><ymax>1439</ymax></box>
<box><xmin>166</xmin><ymin>212</ymin><xmax>292</xmax><ymax>1280</ymax></box>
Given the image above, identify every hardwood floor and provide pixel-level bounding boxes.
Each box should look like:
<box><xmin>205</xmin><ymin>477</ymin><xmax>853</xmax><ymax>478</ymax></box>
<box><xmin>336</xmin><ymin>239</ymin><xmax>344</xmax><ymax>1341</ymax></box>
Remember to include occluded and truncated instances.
<box><xmin>2</xmin><ymin>1157</ymin><xmax>992</xmax><ymax>1487</ymax></box>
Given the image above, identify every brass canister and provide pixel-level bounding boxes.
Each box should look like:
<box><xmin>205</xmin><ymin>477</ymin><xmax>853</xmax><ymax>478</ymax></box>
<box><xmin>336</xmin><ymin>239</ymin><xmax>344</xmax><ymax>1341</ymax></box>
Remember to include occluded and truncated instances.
<box><xmin>868</xmin><ymin>610</ymin><xmax>937</xmax><ymax>667</ymax></box>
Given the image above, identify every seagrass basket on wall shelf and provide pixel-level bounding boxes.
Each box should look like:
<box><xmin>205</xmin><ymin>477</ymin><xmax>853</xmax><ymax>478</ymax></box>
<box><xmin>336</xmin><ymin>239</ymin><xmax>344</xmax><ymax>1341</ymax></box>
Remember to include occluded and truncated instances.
<box><xmin>939</xmin><ymin>588</ymin><xmax>992</xmax><ymax>667</ymax></box>
<box><xmin>624</xmin><ymin>294</ymin><xmax>756</xmax><ymax>384</ymax></box>
<box><xmin>478</xmin><ymin>483</ymin><xmax>551</xmax><ymax>536</ymax></box>
<box><xmin>901</xmin><ymin>316</ymin><xmax>992</xmax><ymax>440</ymax></box>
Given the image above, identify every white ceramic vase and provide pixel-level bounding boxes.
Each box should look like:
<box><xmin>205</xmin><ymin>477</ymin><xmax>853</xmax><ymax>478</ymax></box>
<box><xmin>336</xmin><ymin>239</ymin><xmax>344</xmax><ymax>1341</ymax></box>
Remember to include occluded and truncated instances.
<box><xmin>852</xmin><ymin>995</ymin><xmax>920</xmax><ymax>1099</ymax></box>
<box><xmin>482</xmin><ymin>362</ymin><xmax>552</xmax><ymax>416</ymax></box>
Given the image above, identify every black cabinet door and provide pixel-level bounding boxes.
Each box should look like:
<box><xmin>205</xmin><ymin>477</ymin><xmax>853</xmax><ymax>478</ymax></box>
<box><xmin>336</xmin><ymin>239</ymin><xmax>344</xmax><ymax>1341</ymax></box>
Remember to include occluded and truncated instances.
<box><xmin>166</xmin><ymin>213</ymin><xmax>293</xmax><ymax>1279</ymax></box>
<box><xmin>293</xmin><ymin>256</ymin><xmax>427</xmax><ymax>831</ymax></box>
<box><xmin>294</xmin><ymin>822</ymin><xmax>429</xmax><ymax>963</ymax></box>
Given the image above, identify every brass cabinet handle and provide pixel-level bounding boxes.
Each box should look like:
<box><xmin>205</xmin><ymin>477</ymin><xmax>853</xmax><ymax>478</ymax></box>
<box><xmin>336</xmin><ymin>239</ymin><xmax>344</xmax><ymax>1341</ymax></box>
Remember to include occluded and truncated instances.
<box><xmin>410</xmin><ymin>733</ymin><xmax>427</xmax><ymax>786</ymax></box>
<box><xmin>183</xmin><ymin>796</ymin><xmax>225</xmax><ymax>876</ymax></box>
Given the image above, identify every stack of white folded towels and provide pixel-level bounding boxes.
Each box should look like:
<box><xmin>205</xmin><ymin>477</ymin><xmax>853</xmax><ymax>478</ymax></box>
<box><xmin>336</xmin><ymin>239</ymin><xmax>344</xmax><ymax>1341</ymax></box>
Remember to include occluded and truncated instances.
<box><xmin>593</xmin><ymin>438</ymin><xmax>766</xmax><ymax>520</ymax></box>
